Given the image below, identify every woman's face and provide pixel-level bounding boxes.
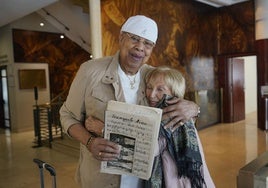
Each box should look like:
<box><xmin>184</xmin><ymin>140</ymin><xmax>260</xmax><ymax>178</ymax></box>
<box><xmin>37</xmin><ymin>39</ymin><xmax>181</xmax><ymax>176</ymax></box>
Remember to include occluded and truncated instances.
<box><xmin>146</xmin><ymin>74</ymin><xmax>172</xmax><ymax>107</ymax></box>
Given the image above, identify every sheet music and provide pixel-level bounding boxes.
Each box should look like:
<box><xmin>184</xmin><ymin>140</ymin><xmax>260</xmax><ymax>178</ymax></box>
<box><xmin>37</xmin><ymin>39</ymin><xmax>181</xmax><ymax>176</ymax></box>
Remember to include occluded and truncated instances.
<box><xmin>100</xmin><ymin>100</ymin><xmax>162</xmax><ymax>180</ymax></box>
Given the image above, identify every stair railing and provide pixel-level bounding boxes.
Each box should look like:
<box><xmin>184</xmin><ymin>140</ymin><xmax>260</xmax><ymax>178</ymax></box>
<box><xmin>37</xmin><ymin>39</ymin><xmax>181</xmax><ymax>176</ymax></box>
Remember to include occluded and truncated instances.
<box><xmin>33</xmin><ymin>87</ymin><xmax>68</xmax><ymax>148</ymax></box>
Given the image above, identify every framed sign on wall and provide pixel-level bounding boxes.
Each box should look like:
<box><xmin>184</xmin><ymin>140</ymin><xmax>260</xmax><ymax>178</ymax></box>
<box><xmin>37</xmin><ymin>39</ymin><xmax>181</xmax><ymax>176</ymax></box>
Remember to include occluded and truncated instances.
<box><xmin>18</xmin><ymin>69</ymin><xmax>46</xmax><ymax>89</ymax></box>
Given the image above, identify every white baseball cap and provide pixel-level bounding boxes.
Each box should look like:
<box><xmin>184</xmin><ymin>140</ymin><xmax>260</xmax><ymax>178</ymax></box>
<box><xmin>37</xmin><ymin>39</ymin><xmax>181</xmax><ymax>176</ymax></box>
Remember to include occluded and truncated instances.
<box><xmin>121</xmin><ymin>15</ymin><xmax>158</xmax><ymax>44</ymax></box>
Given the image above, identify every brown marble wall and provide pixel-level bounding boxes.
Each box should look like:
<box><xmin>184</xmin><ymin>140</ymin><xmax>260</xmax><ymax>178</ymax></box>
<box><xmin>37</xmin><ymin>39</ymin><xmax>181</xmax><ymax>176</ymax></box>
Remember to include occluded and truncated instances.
<box><xmin>11</xmin><ymin>0</ymin><xmax>255</xmax><ymax>128</ymax></box>
<box><xmin>12</xmin><ymin>29</ymin><xmax>91</xmax><ymax>99</ymax></box>
<box><xmin>217</xmin><ymin>2</ymin><xmax>255</xmax><ymax>54</ymax></box>
<box><xmin>101</xmin><ymin>0</ymin><xmax>219</xmax><ymax>91</ymax></box>
<box><xmin>101</xmin><ymin>0</ymin><xmax>255</xmax><ymax>128</ymax></box>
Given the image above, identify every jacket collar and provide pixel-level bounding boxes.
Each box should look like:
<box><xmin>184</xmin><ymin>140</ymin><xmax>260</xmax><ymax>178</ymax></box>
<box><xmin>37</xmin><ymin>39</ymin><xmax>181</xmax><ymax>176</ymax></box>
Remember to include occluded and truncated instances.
<box><xmin>102</xmin><ymin>51</ymin><xmax>120</xmax><ymax>84</ymax></box>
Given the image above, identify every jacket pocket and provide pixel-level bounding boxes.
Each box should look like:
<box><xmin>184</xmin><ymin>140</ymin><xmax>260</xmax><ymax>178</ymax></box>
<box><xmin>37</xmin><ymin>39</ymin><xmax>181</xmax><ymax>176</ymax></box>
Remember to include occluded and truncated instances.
<box><xmin>85</xmin><ymin>85</ymin><xmax>115</xmax><ymax>121</ymax></box>
<box><xmin>91</xmin><ymin>85</ymin><xmax>115</xmax><ymax>103</ymax></box>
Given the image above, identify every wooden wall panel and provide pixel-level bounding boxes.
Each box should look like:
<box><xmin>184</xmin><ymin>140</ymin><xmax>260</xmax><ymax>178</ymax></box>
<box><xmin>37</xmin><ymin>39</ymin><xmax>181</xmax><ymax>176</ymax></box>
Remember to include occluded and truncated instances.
<box><xmin>255</xmin><ymin>39</ymin><xmax>268</xmax><ymax>130</ymax></box>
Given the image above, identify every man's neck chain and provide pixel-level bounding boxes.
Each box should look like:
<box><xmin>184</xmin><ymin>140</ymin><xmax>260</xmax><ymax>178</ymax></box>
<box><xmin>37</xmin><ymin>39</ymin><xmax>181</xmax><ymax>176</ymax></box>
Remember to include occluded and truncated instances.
<box><xmin>126</xmin><ymin>74</ymin><xmax>136</xmax><ymax>89</ymax></box>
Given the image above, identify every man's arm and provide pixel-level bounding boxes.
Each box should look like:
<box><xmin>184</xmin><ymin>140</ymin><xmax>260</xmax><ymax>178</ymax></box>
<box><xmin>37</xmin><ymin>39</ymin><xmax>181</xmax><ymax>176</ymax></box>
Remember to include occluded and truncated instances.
<box><xmin>60</xmin><ymin>102</ymin><xmax>120</xmax><ymax>161</ymax></box>
<box><xmin>68</xmin><ymin>123</ymin><xmax>93</xmax><ymax>146</ymax></box>
<box><xmin>68</xmin><ymin>123</ymin><xmax>120</xmax><ymax>161</ymax></box>
<box><xmin>162</xmin><ymin>98</ymin><xmax>200</xmax><ymax>130</ymax></box>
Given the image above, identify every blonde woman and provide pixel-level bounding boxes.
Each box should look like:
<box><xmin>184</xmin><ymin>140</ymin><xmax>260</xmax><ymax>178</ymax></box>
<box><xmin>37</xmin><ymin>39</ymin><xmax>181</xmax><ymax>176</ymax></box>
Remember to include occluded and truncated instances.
<box><xmin>144</xmin><ymin>66</ymin><xmax>215</xmax><ymax>188</ymax></box>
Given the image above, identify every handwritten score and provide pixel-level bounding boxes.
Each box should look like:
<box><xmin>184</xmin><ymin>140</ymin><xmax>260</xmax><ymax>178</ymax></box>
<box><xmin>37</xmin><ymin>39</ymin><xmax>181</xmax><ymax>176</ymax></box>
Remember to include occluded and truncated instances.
<box><xmin>100</xmin><ymin>100</ymin><xmax>162</xmax><ymax>180</ymax></box>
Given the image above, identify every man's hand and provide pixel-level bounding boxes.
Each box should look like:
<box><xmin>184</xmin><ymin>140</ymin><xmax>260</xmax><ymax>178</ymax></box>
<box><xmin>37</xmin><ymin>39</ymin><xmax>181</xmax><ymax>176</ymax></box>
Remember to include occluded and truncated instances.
<box><xmin>162</xmin><ymin>98</ymin><xmax>199</xmax><ymax>131</ymax></box>
<box><xmin>89</xmin><ymin>137</ymin><xmax>120</xmax><ymax>161</ymax></box>
<box><xmin>85</xmin><ymin>116</ymin><xmax>104</xmax><ymax>136</ymax></box>
<box><xmin>84</xmin><ymin>116</ymin><xmax>121</xmax><ymax>161</ymax></box>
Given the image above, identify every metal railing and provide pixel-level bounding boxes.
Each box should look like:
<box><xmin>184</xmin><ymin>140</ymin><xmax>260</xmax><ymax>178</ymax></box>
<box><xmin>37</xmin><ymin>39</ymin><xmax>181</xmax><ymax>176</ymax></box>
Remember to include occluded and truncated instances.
<box><xmin>33</xmin><ymin>97</ymin><xmax>64</xmax><ymax>148</ymax></box>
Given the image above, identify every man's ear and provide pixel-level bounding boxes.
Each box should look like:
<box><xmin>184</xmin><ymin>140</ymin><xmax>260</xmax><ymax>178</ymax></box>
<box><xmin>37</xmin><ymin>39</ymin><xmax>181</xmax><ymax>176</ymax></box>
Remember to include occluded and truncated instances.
<box><xmin>119</xmin><ymin>32</ymin><xmax>124</xmax><ymax>44</ymax></box>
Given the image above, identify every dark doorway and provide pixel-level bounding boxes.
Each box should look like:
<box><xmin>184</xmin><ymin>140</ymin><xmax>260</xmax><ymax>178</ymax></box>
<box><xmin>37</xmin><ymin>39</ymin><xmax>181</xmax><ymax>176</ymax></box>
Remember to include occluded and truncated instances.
<box><xmin>0</xmin><ymin>66</ymin><xmax>10</xmax><ymax>129</ymax></box>
<box><xmin>219</xmin><ymin>56</ymin><xmax>247</xmax><ymax>123</ymax></box>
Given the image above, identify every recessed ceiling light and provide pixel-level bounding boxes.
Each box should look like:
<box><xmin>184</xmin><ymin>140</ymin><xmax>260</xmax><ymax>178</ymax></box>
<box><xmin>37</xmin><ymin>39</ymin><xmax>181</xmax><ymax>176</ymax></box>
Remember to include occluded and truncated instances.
<box><xmin>40</xmin><ymin>22</ymin><xmax>44</xmax><ymax>27</ymax></box>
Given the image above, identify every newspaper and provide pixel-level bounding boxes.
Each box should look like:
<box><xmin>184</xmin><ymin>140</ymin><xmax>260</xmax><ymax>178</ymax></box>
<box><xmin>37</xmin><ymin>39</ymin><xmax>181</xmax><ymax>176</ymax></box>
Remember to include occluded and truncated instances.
<box><xmin>100</xmin><ymin>100</ymin><xmax>162</xmax><ymax>180</ymax></box>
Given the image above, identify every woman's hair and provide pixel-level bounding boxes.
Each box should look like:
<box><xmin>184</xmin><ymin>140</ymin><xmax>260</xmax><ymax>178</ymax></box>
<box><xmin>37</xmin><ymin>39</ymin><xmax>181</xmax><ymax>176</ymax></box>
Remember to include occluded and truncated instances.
<box><xmin>145</xmin><ymin>66</ymin><xmax>185</xmax><ymax>98</ymax></box>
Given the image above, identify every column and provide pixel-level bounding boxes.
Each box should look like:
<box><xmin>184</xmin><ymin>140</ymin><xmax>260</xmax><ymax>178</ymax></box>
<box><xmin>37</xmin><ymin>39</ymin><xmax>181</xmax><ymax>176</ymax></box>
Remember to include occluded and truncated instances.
<box><xmin>255</xmin><ymin>0</ymin><xmax>268</xmax><ymax>40</ymax></box>
<box><xmin>89</xmin><ymin>0</ymin><xmax>102</xmax><ymax>58</ymax></box>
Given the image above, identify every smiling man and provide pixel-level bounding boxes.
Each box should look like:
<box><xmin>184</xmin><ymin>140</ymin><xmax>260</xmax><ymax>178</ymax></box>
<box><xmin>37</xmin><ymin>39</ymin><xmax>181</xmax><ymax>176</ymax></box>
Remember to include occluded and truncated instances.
<box><xmin>60</xmin><ymin>15</ymin><xmax>199</xmax><ymax>188</ymax></box>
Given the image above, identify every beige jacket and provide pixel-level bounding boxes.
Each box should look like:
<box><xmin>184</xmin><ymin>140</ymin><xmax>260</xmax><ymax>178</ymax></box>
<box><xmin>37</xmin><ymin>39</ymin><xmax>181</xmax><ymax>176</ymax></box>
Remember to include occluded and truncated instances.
<box><xmin>60</xmin><ymin>51</ymin><xmax>152</xmax><ymax>188</ymax></box>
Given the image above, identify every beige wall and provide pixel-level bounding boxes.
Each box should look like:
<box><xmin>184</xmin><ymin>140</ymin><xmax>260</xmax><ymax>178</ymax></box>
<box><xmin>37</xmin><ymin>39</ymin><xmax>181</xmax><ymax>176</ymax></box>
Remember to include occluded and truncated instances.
<box><xmin>11</xmin><ymin>63</ymin><xmax>50</xmax><ymax>132</ymax></box>
<box><xmin>0</xmin><ymin>13</ymin><xmax>56</xmax><ymax>132</ymax></box>
<box><xmin>244</xmin><ymin>56</ymin><xmax>257</xmax><ymax>114</ymax></box>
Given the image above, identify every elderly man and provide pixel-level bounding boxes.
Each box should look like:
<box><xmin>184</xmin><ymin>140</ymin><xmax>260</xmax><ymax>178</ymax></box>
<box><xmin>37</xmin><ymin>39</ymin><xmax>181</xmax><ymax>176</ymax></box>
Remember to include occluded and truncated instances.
<box><xmin>60</xmin><ymin>15</ymin><xmax>199</xmax><ymax>188</ymax></box>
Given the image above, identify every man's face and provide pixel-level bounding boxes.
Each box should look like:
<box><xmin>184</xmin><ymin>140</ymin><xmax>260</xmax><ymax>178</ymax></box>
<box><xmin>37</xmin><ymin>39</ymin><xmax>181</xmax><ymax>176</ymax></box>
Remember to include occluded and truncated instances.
<box><xmin>119</xmin><ymin>32</ymin><xmax>155</xmax><ymax>75</ymax></box>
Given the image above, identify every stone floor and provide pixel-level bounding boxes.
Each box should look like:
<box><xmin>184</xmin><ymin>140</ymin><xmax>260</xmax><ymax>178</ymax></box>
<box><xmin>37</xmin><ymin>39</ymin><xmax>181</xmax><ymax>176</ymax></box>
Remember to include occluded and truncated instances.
<box><xmin>0</xmin><ymin>111</ymin><xmax>267</xmax><ymax>188</ymax></box>
<box><xmin>0</xmin><ymin>130</ymin><xmax>79</xmax><ymax>188</ymax></box>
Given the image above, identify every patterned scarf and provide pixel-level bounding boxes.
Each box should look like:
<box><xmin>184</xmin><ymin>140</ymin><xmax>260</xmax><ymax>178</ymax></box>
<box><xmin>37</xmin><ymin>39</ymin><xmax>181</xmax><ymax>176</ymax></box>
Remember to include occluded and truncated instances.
<box><xmin>144</xmin><ymin>95</ymin><xmax>206</xmax><ymax>188</ymax></box>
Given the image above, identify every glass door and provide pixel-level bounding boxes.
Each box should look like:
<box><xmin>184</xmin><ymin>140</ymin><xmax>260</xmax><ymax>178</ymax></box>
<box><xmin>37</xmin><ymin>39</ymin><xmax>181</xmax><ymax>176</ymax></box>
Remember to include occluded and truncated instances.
<box><xmin>0</xmin><ymin>66</ymin><xmax>10</xmax><ymax>129</ymax></box>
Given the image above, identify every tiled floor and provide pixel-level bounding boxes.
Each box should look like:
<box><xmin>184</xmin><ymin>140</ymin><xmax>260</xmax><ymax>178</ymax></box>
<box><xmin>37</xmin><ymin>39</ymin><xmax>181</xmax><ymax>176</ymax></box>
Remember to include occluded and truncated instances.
<box><xmin>0</xmin><ymin>112</ymin><xmax>267</xmax><ymax>188</ymax></box>
<box><xmin>0</xmin><ymin>130</ymin><xmax>79</xmax><ymax>188</ymax></box>
<box><xmin>199</xmin><ymin>112</ymin><xmax>268</xmax><ymax>188</ymax></box>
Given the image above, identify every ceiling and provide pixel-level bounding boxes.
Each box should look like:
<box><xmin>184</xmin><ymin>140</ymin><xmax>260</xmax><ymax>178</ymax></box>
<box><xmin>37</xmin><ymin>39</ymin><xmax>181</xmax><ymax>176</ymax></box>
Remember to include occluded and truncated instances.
<box><xmin>0</xmin><ymin>0</ymin><xmax>251</xmax><ymax>28</ymax></box>
<box><xmin>0</xmin><ymin>0</ymin><xmax>58</xmax><ymax>27</ymax></box>
<box><xmin>0</xmin><ymin>0</ymin><xmax>91</xmax><ymax>52</ymax></box>
<box><xmin>195</xmin><ymin>0</ymin><xmax>249</xmax><ymax>7</ymax></box>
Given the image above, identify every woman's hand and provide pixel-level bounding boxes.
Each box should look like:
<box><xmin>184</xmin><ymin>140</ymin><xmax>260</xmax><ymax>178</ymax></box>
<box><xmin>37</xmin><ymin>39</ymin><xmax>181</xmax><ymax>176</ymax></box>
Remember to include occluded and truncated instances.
<box><xmin>162</xmin><ymin>98</ymin><xmax>199</xmax><ymax>131</ymax></box>
<box><xmin>85</xmin><ymin>116</ymin><xmax>104</xmax><ymax>137</ymax></box>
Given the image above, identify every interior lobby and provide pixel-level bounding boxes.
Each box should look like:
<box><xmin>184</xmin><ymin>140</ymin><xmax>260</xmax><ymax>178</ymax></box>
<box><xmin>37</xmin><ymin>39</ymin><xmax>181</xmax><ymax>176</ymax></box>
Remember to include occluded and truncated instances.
<box><xmin>1</xmin><ymin>0</ymin><xmax>268</xmax><ymax>187</ymax></box>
